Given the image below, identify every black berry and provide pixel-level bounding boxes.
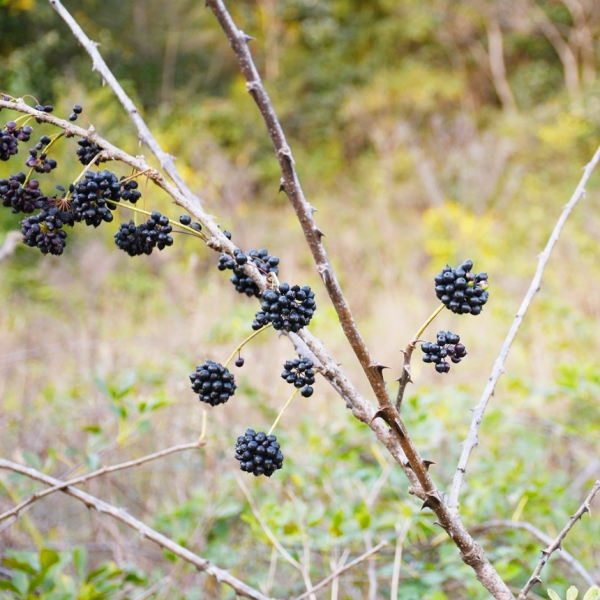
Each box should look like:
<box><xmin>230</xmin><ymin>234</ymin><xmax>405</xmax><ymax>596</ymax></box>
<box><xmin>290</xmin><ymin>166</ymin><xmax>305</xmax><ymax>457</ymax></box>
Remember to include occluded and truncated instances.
<box><xmin>252</xmin><ymin>283</ymin><xmax>316</xmax><ymax>332</ymax></box>
<box><xmin>421</xmin><ymin>331</ymin><xmax>467</xmax><ymax>373</ymax></box>
<box><xmin>76</xmin><ymin>138</ymin><xmax>103</xmax><ymax>166</ymax></box>
<box><xmin>71</xmin><ymin>170</ymin><xmax>121</xmax><ymax>227</ymax></box>
<box><xmin>218</xmin><ymin>247</ymin><xmax>280</xmax><ymax>298</ymax></box>
<box><xmin>235</xmin><ymin>357</ymin><xmax>245</xmax><ymax>367</ymax></box>
<box><xmin>235</xmin><ymin>429</ymin><xmax>284</xmax><ymax>477</ymax></box>
<box><xmin>179</xmin><ymin>214</ymin><xmax>191</xmax><ymax>226</ymax></box>
<box><xmin>281</xmin><ymin>356</ymin><xmax>316</xmax><ymax>390</ymax></box>
<box><xmin>189</xmin><ymin>360</ymin><xmax>236</xmax><ymax>406</ymax></box>
<box><xmin>73</xmin><ymin>105</ymin><xmax>83</xmax><ymax>114</ymax></box>
<box><xmin>434</xmin><ymin>260</ymin><xmax>489</xmax><ymax>315</ymax></box>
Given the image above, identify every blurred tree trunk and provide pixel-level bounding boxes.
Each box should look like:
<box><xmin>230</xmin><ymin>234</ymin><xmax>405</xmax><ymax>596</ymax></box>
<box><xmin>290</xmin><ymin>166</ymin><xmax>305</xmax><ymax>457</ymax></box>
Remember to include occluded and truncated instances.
<box><xmin>485</xmin><ymin>13</ymin><xmax>517</xmax><ymax>112</ymax></box>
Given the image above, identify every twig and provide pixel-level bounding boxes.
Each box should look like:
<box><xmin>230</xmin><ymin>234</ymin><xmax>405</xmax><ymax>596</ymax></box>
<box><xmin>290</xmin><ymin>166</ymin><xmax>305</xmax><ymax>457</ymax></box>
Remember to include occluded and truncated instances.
<box><xmin>390</xmin><ymin>518</ymin><xmax>412</xmax><ymax>599</ymax></box>
<box><xmin>474</xmin><ymin>517</ymin><xmax>598</xmax><ymax>589</ymax></box>
<box><xmin>449</xmin><ymin>145</ymin><xmax>600</xmax><ymax>510</ymax></box>
<box><xmin>294</xmin><ymin>541</ymin><xmax>388</xmax><ymax>600</ymax></box>
<box><xmin>0</xmin><ymin>458</ymin><xmax>275</xmax><ymax>600</ymax></box>
<box><xmin>47</xmin><ymin>0</ymin><xmax>201</xmax><ymax>208</ymax></box>
<box><xmin>0</xmin><ymin>231</ymin><xmax>21</xmax><ymax>264</ymax></box>
<box><xmin>517</xmin><ymin>480</ymin><xmax>600</xmax><ymax>598</ymax></box>
<box><xmin>0</xmin><ymin>441</ymin><xmax>205</xmax><ymax>523</ymax></box>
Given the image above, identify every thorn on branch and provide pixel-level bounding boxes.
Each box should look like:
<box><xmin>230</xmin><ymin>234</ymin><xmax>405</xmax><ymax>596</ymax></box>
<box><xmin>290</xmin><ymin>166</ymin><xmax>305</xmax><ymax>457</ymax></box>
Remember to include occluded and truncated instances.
<box><xmin>315</xmin><ymin>227</ymin><xmax>325</xmax><ymax>238</ymax></box>
<box><xmin>240</xmin><ymin>31</ymin><xmax>255</xmax><ymax>42</ymax></box>
<box><xmin>423</xmin><ymin>460</ymin><xmax>436</xmax><ymax>470</ymax></box>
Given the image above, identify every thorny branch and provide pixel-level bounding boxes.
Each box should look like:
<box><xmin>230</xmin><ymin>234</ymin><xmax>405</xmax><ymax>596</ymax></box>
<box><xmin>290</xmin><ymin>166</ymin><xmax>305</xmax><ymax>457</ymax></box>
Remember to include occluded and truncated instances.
<box><xmin>0</xmin><ymin>440</ymin><xmax>205</xmax><ymax>524</ymax></box>
<box><xmin>0</xmin><ymin>458</ymin><xmax>274</xmax><ymax>600</ymax></box>
<box><xmin>517</xmin><ymin>481</ymin><xmax>600</xmax><ymax>599</ymax></box>
<box><xmin>203</xmin><ymin>1</ymin><xmax>515</xmax><ymax>598</ymax></box>
<box><xmin>449</xmin><ymin>145</ymin><xmax>600</xmax><ymax>510</ymax></box>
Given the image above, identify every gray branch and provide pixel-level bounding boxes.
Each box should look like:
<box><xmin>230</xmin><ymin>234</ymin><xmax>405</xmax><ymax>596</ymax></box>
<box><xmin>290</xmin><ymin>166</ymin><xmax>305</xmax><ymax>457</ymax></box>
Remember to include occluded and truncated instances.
<box><xmin>449</xmin><ymin>145</ymin><xmax>600</xmax><ymax>510</ymax></box>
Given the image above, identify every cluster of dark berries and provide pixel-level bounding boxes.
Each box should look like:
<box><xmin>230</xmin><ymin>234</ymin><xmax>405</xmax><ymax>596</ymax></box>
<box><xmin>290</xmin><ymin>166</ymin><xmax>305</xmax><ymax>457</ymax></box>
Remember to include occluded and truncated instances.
<box><xmin>434</xmin><ymin>259</ymin><xmax>489</xmax><ymax>315</ymax></box>
<box><xmin>0</xmin><ymin>173</ymin><xmax>44</xmax><ymax>213</ymax></box>
<box><xmin>70</xmin><ymin>170</ymin><xmax>121</xmax><ymax>227</ymax></box>
<box><xmin>252</xmin><ymin>283</ymin><xmax>316</xmax><ymax>332</ymax></box>
<box><xmin>218</xmin><ymin>247</ymin><xmax>280</xmax><ymax>298</ymax></box>
<box><xmin>25</xmin><ymin>145</ymin><xmax>57</xmax><ymax>174</ymax></box>
<box><xmin>179</xmin><ymin>213</ymin><xmax>203</xmax><ymax>233</ymax></box>
<box><xmin>114</xmin><ymin>212</ymin><xmax>174</xmax><ymax>256</ymax></box>
<box><xmin>189</xmin><ymin>360</ymin><xmax>236</xmax><ymax>406</ymax></box>
<box><xmin>235</xmin><ymin>429</ymin><xmax>284</xmax><ymax>477</ymax></box>
<box><xmin>281</xmin><ymin>356</ymin><xmax>315</xmax><ymax>397</ymax></box>
<box><xmin>119</xmin><ymin>178</ymin><xmax>141</xmax><ymax>203</ymax></box>
<box><xmin>421</xmin><ymin>331</ymin><xmax>467</xmax><ymax>373</ymax></box>
<box><xmin>20</xmin><ymin>201</ymin><xmax>73</xmax><ymax>256</ymax></box>
<box><xmin>68</xmin><ymin>105</ymin><xmax>83</xmax><ymax>122</ymax></box>
<box><xmin>1</xmin><ymin>121</ymin><xmax>32</xmax><ymax>161</ymax></box>
<box><xmin>76</xmin><ymin>138</ymin><xmax>103</xmax><ymax>165</ymax></box>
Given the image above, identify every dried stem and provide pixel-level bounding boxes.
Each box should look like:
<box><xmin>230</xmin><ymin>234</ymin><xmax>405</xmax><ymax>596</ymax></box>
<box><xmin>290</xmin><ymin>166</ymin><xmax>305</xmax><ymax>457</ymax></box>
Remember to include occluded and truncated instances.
<box><xmin>293</xmin><ymin>541</ymin><xmax>388</xmax><ymax>600</ymax></box>
<box><xmin>449</xmin><ymin>145</ymin><xmax>600</xmax><ymax>510</ymax></box>
<box><xmin>47</xmin><ymin>0</ymin><xmax>202</xmax><ymax>208</ymax></box>
<box><xmin>0</xmin><ymin>231</ymin><xmax>21</xmax><ymax>264</ymax></box>
<box><xmin>0</xmin><ymin>458</ymin><xmax>274</xmax><ymax>600</ymax></box>
<box><xmin>0</xmin><ymin>440</ymin><xmax>205</xmax><ymax>524</ymax></box>
<box><xmin>517</xmin><ymin>481</ymin><xmax>600</xmax><ymax>599</ymax></box>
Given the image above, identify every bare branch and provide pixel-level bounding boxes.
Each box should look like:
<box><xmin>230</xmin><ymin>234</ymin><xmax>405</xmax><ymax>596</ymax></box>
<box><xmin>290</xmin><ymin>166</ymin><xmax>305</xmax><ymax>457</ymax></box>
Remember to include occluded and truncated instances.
<box><xmin>0</xmin><ymin>441</ymin><xmax>205</xmax><ymax>524</ymax></box>
<box><xmin>449</xmin><ymin>145</ymin><xmax>600</xmax><ymax>509</ymax></box>
<box><xmin>474</xmin><ymin>517</ymin><xmax>598</xmax><ymax>589</ymax></box>
<box><xmin>517</xmin><ymin>480</ymin><xmax>600</xmax><ymax>598</ymax></box>
<box><xmin>0</xmin><ymin>231</ymin><xmax>21</xmax><ymax>264</ymax></box>
<box><xmin>294</xmin><ymin>541</ymin><xmax>388</xmax><ymax>600</ymax></box>
<box><xmin>47</xmin><ymin>0</ymin><xmax>202</xmax><ymax>208</ymax></box>
<box><xmin>0</xmin><ymin>458</ymin><xmax>275</xmax><ymax>600</ymax></box>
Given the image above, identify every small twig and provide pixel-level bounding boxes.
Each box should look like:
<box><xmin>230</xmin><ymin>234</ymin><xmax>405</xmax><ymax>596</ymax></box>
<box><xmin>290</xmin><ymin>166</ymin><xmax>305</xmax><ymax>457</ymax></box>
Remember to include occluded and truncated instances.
<box><xmin>0</xmin><ymin>458</ymin><xmax>275</xmax><ymax>600</ymax></box>
<box><xmin>294</xmin><ymin>541</ymin><xmax>388</xmax><ymax>600</ymax></box>
<box><xmin>0</xmin><ymin>231</ymin><xmax>21</xmax><ymax>264</ymax></box>
<box><xmin>517</xmin><ymin>480</ymin><xmax>600</xmax><ymax>599</ymax></box>
<box><xmin>0</xmin><ymin>441</ymin><xmax>205</xmax><ymax>523</ymax></box>
<box><xmin>47</xmin><ymin>0</ymin><xmax>202</xmax><ymax>208</ymax></box>
<box><xmin>474</xmin><ymin>518</ymin><xmax>598</xmax><ymax>589</ymax></box>
<box><xmin>390</xmin><ymin>518</ymin><xmax>412</xmax><ymax>599</ymax></box>
<box><xmin>449</xmin><ymin>145</ymin><xmax>600</xmax><ymax>510</ymax></box>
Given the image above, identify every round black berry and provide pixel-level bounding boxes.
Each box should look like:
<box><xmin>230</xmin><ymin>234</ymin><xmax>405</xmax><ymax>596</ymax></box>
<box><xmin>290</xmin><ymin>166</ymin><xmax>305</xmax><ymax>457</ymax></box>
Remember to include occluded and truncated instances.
<box><xmin>73</xmin><ymin>105</ymin><xmax>83</xmax><ymax>114</ymax></box>
<box><xmin>179</xmin><ymin>214</ymin><xmax>191</xmax><ymax>226</ymax></box>
<box><xmin>281</xmin><ymin>356</ymin><xmax>316</xmax><ymax>389</ymax></box>
<box><xmin>252</xmin><ymin>283</ymin><xmax>316</xmax><ymax>332</ymax></box>
<box><xmin>235</xmin><ymin>357</ymin><xmax>245</xmax><ymax>367</ymax></box>
<box><xmin>235</xmin><ymin>429</ymin><xmax>284</xmax><ymax>477</ymax></box>
<box><xmin>434</xmin><ymin>260</ymin><xmax>489</xmax><ymax>315</ymax></box>
<box><xmin>189</xmin><ymin>360</ymin><xmax>236</xmax><ymax>406</ymax></box>
<box><xmin>69</xmin><ymin>113</ymin><xmax>78</xmax><ymax>122</ymax></box>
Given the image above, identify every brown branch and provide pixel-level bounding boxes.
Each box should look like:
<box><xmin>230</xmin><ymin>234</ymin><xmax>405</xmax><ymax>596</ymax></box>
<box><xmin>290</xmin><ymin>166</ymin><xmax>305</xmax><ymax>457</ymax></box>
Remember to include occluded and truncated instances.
<box><xmin>0</xmin><ymin>441</ymin><xmax>205</xmax><ymax>524</ymax></box>
<box><xmin>474</xmin><ymin>517</ymin><xmax>598</xmax><ymax>589</ymax></box>
<box><xmin>203</xmin><ymin>2</ymin><xmax>515</xmax><ymax>598</ymax></box>
<box><xmin>449</xmin><ymin>144</ymin><xmax>600</xmax><ymax>510</ymax></box>
<box><xmin>47</xmin><ymin>0</ymin><xmax>202</xmax><ymax>208</ymax></box>
<box><xmin>293</xmin><ymin>541</ymin><xmax>388</xmax><ymax>600</ymax></box>
<box><xmin>517</xmin><ymin>481</ymin><xmax>600</xmax><ymax>599</ymax></box>
<box><xmin>0</xmin><ymin>458</ymin><xmax>275</xmax><ymax>600</ymax></box>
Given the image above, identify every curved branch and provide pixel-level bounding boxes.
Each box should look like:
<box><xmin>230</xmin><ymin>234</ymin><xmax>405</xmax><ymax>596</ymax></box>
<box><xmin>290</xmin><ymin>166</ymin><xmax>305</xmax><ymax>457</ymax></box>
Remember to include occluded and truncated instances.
<box><xmin>449</xmin><ymin>145</ymin><xmax>600</xmax><ymax>509</ymax></box>
<box><xmin>0</xmin><ymin>458</ymin><xmax>275</xmax><ymax>600</ymax></box>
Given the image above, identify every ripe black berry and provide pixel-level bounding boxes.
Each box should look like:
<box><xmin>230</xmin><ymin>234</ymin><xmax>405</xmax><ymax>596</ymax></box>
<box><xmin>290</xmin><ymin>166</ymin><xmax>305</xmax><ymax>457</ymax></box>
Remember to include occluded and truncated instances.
<box><xmin>114</xmin><ymin>212</ymin><xmax>174</xmax><ymax>256</ymax></box>
<box><xmin>281</xmin><ymin>356</ymin><xmax>315</xmax><ymax>397</ymax></box>
<box><xmin>218</xmin><ymin>247</ymin><xmax>280</xmax><ymax>298</ymax></box>
<box><xmin>0</xmin><ymin>173</ymin><xmax>45</xmax><ymax>214</ymax></box>
<box><xmin>235</xmin><ymin>357</ymin><xmax>245</xmax><ymax>367</ymax></box>
<box><xmin>179</xmin><ymin>214</ymin><xmax>191</xmax><ymax>226</ymax></box>
<box><xmin>76</xmin><ymin>138</ymin><xmax>103</xmax><ymax>165</ymax></box>
<box><xmin>421</xmin><ymin>331</ymin><xmax>467</xmax><ymax>373</ymax></box>
<box><xmin>69</xmin><ymin>113</ymin><xmax>78</xmax><ymax>122</ymax></box>
<box><xmin>434</xmin><ymin>260</ymin><xmax>489</xmax><ymax>315</ymax></box>
<box><xmin>71</xmin><ymin>170</ymin><xmax>121</xmax><ymax>227</ymax></box>
<box><xmin>252</xmin><ymin>283</ymin><xmax>316</xmax><ymax>332</ymax></box>
<box><xmin>189</xmin><ymin>360</ymin><xmax>236</xmax><ymax>406</ymax></box>
<box><xmin>73</xmin><ymin>105</ymin><xmax>83</xmax><ymax>114</ymax></box>
<box><xmin>235</xmin><ymin>429</ymin><xmax>284</xmax><ymax>477</ymax></box>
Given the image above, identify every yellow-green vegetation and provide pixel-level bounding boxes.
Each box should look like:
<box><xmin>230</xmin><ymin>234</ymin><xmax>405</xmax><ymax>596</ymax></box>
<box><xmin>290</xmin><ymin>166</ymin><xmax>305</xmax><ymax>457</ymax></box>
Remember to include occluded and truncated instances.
<box><xmin>1</xmin><ymin>0</ymin><xmax>600</xmax><ymax>598</ymax></box>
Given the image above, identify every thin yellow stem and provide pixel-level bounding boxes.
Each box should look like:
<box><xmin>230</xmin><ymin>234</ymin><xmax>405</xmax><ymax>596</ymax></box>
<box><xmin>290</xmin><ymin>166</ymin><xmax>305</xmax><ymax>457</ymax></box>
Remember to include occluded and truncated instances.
<box><xmin>412</xmin><ymin>303</ymin><xmax>445</xmax><ymax>343</ymax></box>
<box><xmin>223</xmin><ymin>324</ymin><xmax>272</xmax><ymax>369</ymax></box>
<box><xmin>268</xmin><ymin>388</ymin><xmax>301</xmax><ymax>436</ymax></box>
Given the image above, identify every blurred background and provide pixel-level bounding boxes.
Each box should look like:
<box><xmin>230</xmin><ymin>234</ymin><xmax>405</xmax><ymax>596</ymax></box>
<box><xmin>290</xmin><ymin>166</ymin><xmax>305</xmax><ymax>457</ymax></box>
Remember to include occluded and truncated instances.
<box><xmin>1</xmin><ymin>0</ymin><xmax>600</xmax><ymax>598</ymax></box>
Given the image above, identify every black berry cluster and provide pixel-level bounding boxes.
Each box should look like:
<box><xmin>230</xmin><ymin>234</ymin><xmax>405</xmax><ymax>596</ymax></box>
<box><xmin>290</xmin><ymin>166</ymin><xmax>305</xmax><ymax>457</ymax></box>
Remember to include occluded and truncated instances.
<box><xmin>114</xmin><ymin>212</ymin><xmax>174</xmax><ymax>256</ymax></box>
<box><xmin>189</xmin><ymin>360</ymin><xmax>236</xmax><ymax>406</ymax></box>
<box><xmin>252</xmin><ymin>283</ymin><xmax>316</xmax><ymax>332</ymax></box>
<box><xmin>434</xmin><ymin>260</ymin><xmax>489</xmax><ymax>315</ymax></box>
<box><xmin>235</xmin><ymin>429</ymin><xmax>284</xmax><ymax>477</ymax></box>
<box><xmin>25</xmin><ymin>148</ymin><xmax>57</xmax><ymax>173</ymax></box>
<box><xmin>119</xmin><ymin>178</ymin><xmax>141</xmax><ymax>203</ymax></box>
<box><xmin>281</xmin><ymin>356</ymin><xmax>315</xmax><ymax>397</ymax></box>
<box><xmin>1</xmin><ymin>121</ymin><xmax>32</xmax><ymax>161</ymax></box>
<box><xmin>76</xmin><ymin>138</ymin><xmax>103</xmax><ymax>165</ymax></box>
<box><xmin>421</xmin><ymin>331</ymin><xmax>467</xmax><ymax>373</ymax></box>
<box><xmin>71</xmin><ymin>170</ymin><xmax>121</xmax><ymax>227</ymax></box>
<box><xmin>218</xmin><ymin>247</ymin><xmax>280</xmax><ymax>298</ymax></box>
<box><xmin>20</xmin><ymin>202</ymin><xmax>73</xmax><ymax>256</ymax></box>
<box><xmin>69</xmin><ymin>105</ymin><xmax>83</xmax><ymax>122</ymax></box>
<box><xmin>0</xmin><ymin>173</ymin><xmax>44</xmax><ymax>213</ymax></box>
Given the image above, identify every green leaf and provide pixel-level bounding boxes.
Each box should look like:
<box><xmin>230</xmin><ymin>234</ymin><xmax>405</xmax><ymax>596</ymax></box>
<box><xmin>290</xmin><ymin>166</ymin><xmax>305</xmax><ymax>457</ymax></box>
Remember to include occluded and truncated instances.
<box><xmin>0</xmin><ymin>580</ymin><xmax>21</xmax><ymax>594</ymax></box>
<box><xmin>73</xmin><ymin>547</ymin><xmax>87</xmax><ymax>581</ymax></box>
<box><xmin>330</xmin><ymin>509</ymin><xmax>344</xmax><ymax>537</ymax></box>
<box><xmin>583</xmin><ymin>588</ymin><xmax>600</xmax><ymax>600</ymax></box>
<box><xmin>548</xmin><ymin>590</ymin><xmax>563</xmax><ymax>600</ymax></box>
<box><xmin>39</xmin><ymin>548</ymin><xmax>60</xmax><ymax>572</ymax></box>
<box><xmin>82</xmin><ymin>425</ymin><xmax>102</xmax><ymax>434</ymax></box>
<box><xmin>2</xmin><ymin>557</ymin><xmax>38</xmax><ymax>575</ymax></box>
<box><xmin>567</xmin><ymin>587</ymin><xmax>580</xmax><ymax>600</ymax></box>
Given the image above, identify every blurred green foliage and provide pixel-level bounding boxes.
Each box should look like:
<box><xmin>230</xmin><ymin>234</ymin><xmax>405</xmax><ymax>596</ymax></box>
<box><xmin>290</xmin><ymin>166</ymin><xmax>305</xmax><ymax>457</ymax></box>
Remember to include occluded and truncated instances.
<box><xmin>1</xmin><ymin>0</ymin><xmax>600</xmax><ymax>598</ymax></box>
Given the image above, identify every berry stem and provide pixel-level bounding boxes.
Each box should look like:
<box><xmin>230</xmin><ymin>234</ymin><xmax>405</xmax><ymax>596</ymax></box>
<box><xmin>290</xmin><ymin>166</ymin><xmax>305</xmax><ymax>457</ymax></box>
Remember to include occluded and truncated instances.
<box><xmin>412</xmin><ymin>303</ymin><xmax>445</xmax><ymax>343</ymax></box>
<box><xmin>223</xmin><ymin>324</ymin><xmax>272</xmax><ymax>369</ymax></box>
<box><xmin>268</xmin><ymin>387</ymin><xmax>301</xmax><ymax>436</ymax></box>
